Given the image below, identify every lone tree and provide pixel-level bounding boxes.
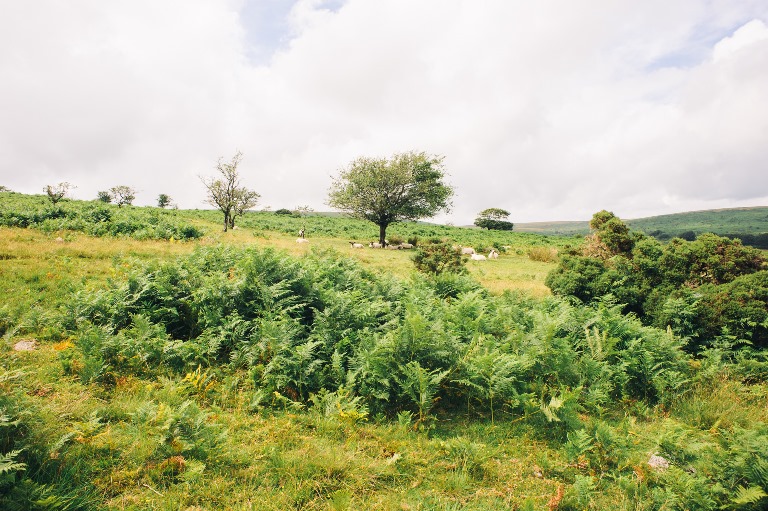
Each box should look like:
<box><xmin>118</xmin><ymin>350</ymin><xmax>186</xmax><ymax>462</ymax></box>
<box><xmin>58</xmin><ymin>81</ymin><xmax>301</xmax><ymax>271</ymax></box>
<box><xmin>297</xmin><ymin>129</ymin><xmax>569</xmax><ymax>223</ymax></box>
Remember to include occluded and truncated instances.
<box><xmin>200</xmin><ymin>151</ymin><xmax>260</xmax><ymax>231</ymax></box>
<box><xmin>157</xmin><ymin>193</ymin><xmax>172</xmax><ymax>208</ymax></box>
<box><xmin>474</xmin><ymin>208</ymin><xmax>514</xmax><ymax>231</ymax></box>
<box><xmin>328</xmin><ymin>151</ymin><xmax>453</xmax><ymax>246</ymax></box>
<box><xmin>96</xmin><ymin>191</ymin><xmax>112</xmax><ymax>203</ymax></box>
<box><xmin>109</xmin><ymin>186</ymin><xmax>136</xmax><ymax>207</ymax></box>
<box><xmin>44</xmin><ymin>182</ymin><xmax>75</xmax><ymax>205</ymax></box>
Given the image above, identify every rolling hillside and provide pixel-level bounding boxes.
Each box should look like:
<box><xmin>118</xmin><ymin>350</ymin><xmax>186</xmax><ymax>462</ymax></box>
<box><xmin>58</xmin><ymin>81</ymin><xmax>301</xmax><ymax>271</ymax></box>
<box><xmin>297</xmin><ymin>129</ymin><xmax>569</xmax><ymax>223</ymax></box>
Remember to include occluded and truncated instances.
<box><xmin>515</xmin><ymin>206</ymin><xmax>768</xmax><ymax>247</ymax></box>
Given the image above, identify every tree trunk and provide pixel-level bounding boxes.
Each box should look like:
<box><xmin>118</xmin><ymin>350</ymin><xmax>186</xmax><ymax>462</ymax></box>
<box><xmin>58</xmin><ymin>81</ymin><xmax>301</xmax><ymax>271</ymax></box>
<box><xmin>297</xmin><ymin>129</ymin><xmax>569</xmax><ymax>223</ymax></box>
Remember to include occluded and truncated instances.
<box><xmin>223</xmin><ymin>211</ymin><xmax>229</xmax><ymax>232</ymax></box>
<box><xmin>379</xmin><ymin>223</ymin><xmax>388</xmax><ymax>246</ymax></box>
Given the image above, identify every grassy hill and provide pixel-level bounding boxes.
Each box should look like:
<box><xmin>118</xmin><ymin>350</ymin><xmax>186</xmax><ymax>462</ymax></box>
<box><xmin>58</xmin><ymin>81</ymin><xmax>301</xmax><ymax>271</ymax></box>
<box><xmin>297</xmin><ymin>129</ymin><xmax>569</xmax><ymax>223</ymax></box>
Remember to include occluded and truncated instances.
<box><xmin>515</xmin><ymin>206</ymin><xmax>768</xmax><ymax>248</ymax></box>
<box><xmin>1</xmin><ymin>193</ymin><xmax>767</xmax><ymax>510</ymax></box>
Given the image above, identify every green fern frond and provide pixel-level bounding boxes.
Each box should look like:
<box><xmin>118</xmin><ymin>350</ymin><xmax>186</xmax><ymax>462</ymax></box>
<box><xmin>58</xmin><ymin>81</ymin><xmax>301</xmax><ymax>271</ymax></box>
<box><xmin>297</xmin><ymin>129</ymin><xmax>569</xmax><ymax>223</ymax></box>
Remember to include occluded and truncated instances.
<box><xmin>0</xmin><ymin>449</ymin><xmax>26</xmax><ymax>475</ymax></box>
<box><xmin>732</xmin><ymin>485</ymin><xmax>767</xmax><ymax>506</ymax></box>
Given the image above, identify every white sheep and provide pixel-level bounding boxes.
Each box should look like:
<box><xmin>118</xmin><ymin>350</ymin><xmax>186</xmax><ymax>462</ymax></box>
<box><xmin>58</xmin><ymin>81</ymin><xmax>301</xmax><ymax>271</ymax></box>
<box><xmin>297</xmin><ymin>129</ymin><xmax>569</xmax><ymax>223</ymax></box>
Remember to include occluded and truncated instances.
<box><xmin>385</xmin><ymin>244</ymin><xmax>402</xmax><ymax>250</ymax></box>
<box><xmin>296</xmin><ymin>238</ymin><xmax>309</xmax><ymax>244</ymax></box>
<box><xmin>470</xmin><ymin>253</ymin><xmax>487</xmax><ymax>261</ymax></box>
<box><xmin>460</xmin><ymin>246</ymin><xmax>476</xmax><ymax>255</ymax></box>
<box><xmin>349</xmin><ymin>242</ymin><xmax>364</xmax><ymax>249</ymax></box>
<box><xmin>488</xmin><ymin>249</ymin><xmax>499</xmax><ymax>259</ymax></box>
<box><xmin>399</xmin><ymin>243</ymin><xmax>414</xmax><ymax>249</ymax></box>
<box><xmin>369</xmin><ymin>242</ymin><xmax>383</xmax><ymax>248</ymax></box>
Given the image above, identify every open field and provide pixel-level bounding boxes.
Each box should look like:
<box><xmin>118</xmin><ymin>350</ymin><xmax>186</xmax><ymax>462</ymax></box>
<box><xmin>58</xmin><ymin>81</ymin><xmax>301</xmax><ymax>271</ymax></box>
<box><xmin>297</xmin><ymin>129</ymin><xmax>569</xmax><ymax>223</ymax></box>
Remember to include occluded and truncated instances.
<box><xmin>2</xmin><ymin>198</ymin><xmax>768</xmax><ymax>510</ymax></box>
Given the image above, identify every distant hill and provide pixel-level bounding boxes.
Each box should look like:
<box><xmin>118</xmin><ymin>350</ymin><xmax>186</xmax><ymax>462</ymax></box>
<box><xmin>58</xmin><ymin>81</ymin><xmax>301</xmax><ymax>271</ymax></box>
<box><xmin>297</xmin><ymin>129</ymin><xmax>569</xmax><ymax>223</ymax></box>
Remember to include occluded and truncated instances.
<box><xmin>515</xmin><ymin>206</ymin><xmax>768</xmax><ymax>248</ymax></box>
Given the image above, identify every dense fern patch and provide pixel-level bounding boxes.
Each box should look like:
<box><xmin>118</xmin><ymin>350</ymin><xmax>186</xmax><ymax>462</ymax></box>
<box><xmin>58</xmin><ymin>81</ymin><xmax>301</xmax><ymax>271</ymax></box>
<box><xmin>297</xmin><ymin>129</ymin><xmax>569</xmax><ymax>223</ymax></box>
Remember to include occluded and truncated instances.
<box><xmin>3</xmin><ymin>237</ymin><xmax>768</xmax><ymax>509</ymax></box>
<box><xmin>0</xmin><ymin>192</ymin><xmax>203</xmax><ymax>240</ymax></box>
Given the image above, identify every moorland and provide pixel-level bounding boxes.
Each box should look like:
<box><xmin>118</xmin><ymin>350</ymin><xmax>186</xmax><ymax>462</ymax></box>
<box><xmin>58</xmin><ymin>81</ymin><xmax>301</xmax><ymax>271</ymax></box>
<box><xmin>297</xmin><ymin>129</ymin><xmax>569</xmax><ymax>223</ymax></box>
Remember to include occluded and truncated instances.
<box><xmin>1</xmin><ymin>191</ymin><xmax>767</xmax><ymax>510</ymax></box>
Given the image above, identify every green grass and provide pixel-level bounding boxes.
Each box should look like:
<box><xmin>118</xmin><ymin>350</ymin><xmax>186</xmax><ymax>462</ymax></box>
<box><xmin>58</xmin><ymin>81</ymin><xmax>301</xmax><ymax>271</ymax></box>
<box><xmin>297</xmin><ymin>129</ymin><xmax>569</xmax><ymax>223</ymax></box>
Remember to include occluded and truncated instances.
<box><xmin>2</xmin><ymin>194</ymin><xmax>768</xmax><ymax>510</ymax></box>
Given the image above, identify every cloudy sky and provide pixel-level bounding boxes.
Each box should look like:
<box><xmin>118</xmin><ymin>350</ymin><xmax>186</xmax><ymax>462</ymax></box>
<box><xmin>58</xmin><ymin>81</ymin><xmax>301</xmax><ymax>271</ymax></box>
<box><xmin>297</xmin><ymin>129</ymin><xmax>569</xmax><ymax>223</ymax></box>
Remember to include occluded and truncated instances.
<box><xmin>1</xmin><ymin>1</ymin><xmax>767</xmax><ymax>223</ymax></box>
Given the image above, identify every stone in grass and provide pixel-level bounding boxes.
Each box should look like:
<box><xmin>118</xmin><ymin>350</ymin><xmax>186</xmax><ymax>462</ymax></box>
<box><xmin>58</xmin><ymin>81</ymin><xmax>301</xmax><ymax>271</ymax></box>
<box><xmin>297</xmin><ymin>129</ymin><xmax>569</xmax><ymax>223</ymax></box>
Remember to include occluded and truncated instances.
<box><xmin>648</xmin><ymin>454</ymin><xmax>670</xmax><ymax>471</ymax></box>
<box><xmin>13</xmin><ymin>339</ymin><xmax>37</xmax><ymax>351</ymax></box>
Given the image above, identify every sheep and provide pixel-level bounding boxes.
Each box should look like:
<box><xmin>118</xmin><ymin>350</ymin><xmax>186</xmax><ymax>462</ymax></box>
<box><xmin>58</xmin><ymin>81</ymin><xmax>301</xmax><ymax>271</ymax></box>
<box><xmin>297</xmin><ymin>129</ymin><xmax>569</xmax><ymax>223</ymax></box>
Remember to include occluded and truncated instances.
<box><xmin>349</xmin><ymin>242</ymin><xmax>364</xmax><ymax>249</ymax></box>
<box><xmin>399</xmin><ymin>243</ymin><xmax>414</xmax><ymax>249</ymax></box>
<box><xmin>385</xmin><ymin>244</ymin><xmax>402</xmax><ymax>250</ymax></box>
<box><xmin>296</xmin><ymin>238</ymin><xmax>309</xmax><ymax>244</ymax></box>
<box><xmin>460</xmin><ymin>246</ymin><xmax>476</xmax><ymax>255</ymax></box>
<box><xmin>488</xmin><ymin>249</ymin><xmax>499</xmax><ymax>259</ymax></box>
<box><xmin>470</xmin><ymin>253</ymin><xmax>487</xmax><ymax>261</ymax></box>
<box><xmin>369</xmin><ymin>242</ymin><xmax>383</xmax><ymax>248</ymax></box>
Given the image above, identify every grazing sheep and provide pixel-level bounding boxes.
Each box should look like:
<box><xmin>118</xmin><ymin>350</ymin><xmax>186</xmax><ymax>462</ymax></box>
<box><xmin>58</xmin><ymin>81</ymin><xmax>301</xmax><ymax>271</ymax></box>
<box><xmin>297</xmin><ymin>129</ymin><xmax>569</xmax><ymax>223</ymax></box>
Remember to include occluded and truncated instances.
<box><xmin>385</xmin><ymin>244</ymin><xmax>402</xmax><ymax>250</ymax></box>
<box><xmin>460</xmin><ymin>247</ymin><xmax>476</xmax><ymax>255</ymax></box>
<box><xmin>399</xmin><ymin>243</ymin><xmax>414</xmax><ymax>249</ymax></box>
<box><xmin>296</xmin><ymin>238</ymin><xmax>309</xmax><ymax>244</ymax></box>
<box><xmin>349</xmin><ymin>242</ymin><xmax>364</xmax><ymax>249</ymax></box>
<box><xmin>488</xmin><ymin>249</ymin><xmax>499</xmax><ymax>259</ymax></box>
<box><xmin>369</xmin><ymin>242</ymin><xmax>383</xmax><ymax>248</ymax></box>
<box><xmin>470</xmin><ymin>253</ymin><xmax>487</xmax><ymax>261</ymax></box>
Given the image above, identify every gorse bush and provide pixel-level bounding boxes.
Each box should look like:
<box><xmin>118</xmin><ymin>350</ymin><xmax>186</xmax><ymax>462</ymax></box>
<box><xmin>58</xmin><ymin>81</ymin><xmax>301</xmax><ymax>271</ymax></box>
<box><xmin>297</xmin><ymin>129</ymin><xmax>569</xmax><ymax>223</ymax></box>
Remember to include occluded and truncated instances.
<box><xmin>546</xmin><ymin>211</ymin><xmax>768</xmax><ymax>351</ymax></box>
<box><xmin>67</xmin><ymin>245</ymin><xmax>692</xmax><ymax>426</ymax></box>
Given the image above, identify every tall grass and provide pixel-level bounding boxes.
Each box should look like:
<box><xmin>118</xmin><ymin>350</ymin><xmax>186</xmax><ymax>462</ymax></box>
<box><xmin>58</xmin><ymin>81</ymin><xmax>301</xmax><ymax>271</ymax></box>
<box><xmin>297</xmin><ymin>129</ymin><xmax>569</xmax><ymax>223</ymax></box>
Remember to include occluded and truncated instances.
<box><xmin>1</xmin><ymin>212</ymin><xmax>767</xmax><ymax>509</ymax></box>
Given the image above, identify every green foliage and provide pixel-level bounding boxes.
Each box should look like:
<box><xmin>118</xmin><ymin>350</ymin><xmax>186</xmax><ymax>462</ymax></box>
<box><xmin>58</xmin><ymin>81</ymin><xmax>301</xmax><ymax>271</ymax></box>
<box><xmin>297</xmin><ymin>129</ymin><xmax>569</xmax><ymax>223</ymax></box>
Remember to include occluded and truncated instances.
<box><xmin>109</xmin><ymin>185</ymin><xmax>136</xmax><ymax>207</ymax></box>
<box><xmin>474</xmin><ymin>206</ymin><xmax>515</xmax><ymax>230</ymax></box>
<box><xmin>156</xmin><ymin>193</ymin><xmax>172</xmax><ymax>208</ymax></box>
<box><xmin>200</xmin><ymin>151</ymin><xmax>260</xmax><ymax>231</ymax></box>
<box><xmin>473</xmin><ymin>218</ymin><xmax>514</xmax><ymax>230</ymax></box>
<box><xmin>547</xmin><ymin>211</ymin><xmax>767</xmax><ymax>352</ymax></box>
<box><xmin>43</xmin><ymin>182</ymin><xmax>73</xmax><ymax>205</ymax></box>
<box><xmin>412</xmin><ymin>241</ymin><xmax>467</xmax><ymax>275</ymax></box>
<box><xmin>328</xmin><ymin>151</ymin><xmax>454</xmax><ymax>244</ymax></box>
<box><xmin>0</xmin><ymin>192</ymin><xmax>202</xmax><ymax>240</ymax></box>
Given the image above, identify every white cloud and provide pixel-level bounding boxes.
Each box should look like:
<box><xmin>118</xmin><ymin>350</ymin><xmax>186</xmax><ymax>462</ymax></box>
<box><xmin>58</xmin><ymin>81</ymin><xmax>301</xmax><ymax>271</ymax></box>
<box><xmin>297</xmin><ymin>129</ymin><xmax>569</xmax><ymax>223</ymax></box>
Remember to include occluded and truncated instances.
<box><xmin>1</xmin><ymin>1</ymin><xmax>767</xmax><ymax>223</ymax></box>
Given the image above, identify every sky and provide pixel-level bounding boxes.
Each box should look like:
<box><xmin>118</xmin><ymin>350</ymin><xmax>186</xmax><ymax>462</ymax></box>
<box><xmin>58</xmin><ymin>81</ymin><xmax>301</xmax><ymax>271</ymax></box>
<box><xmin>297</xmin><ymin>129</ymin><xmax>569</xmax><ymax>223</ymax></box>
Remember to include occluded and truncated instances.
<box><xmin>1</xmin><ymin>0</ymin><xmax>767</xmax><ymax>224</ymax></box>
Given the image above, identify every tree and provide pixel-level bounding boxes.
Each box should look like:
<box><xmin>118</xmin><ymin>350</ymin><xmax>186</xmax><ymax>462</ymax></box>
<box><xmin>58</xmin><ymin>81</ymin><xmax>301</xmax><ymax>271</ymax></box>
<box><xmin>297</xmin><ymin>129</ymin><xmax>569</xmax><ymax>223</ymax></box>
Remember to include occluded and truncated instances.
<box><xmin>43</xmin><ymin>182</ymin><xmax>74</xmax><ymax>205</ymax></box>
<box><xmin>474</xmin><ymin>207</ymin><xmax>514</xmax><ymax>231</ymax></box>
<box><xmin>328</xmin><ymin>151</ymin><xmax>453</xmax><ymax>245</ymax></box>
<box><xmin>109</xmin><ymin>186</ymin><xmax>136</xmax><ymax>207</ymax></box>
<box><xmin>157</xmin><ymin>193</ymin><xmax>172</xmax><ymax>208</ymax></box>
<box><xmin>96</xmin><ymin>191</ymin><xmax>112</xmax><ymax>203</ymax></box>
<box><xmin>200</xmin><ymin>151</ymin><xmax>260</xmax><ymax>232</ymax></box>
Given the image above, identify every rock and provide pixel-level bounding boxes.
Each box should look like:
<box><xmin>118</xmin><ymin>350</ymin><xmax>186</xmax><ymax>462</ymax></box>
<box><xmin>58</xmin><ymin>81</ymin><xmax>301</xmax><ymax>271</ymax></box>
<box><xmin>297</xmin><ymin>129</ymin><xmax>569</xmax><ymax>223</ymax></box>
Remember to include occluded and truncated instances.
<box><xmin>648</xmin><ymin>454</ymin><xmax>670</xmax><ymax>471</ymax></box>
<box><xmin>13</xmin><ymin>339</ymin><xmax>37</xmax><ymax>351</ymax></box>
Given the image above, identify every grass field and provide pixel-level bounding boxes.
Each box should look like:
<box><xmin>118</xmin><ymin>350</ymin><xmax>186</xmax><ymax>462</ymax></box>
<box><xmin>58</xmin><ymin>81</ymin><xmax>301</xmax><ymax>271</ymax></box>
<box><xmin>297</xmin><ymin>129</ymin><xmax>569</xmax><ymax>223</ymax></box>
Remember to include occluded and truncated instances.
<box><xmin>2</xmin><ymin>200</ymin><xmax>768</xmax><ymax>510</ymax></box>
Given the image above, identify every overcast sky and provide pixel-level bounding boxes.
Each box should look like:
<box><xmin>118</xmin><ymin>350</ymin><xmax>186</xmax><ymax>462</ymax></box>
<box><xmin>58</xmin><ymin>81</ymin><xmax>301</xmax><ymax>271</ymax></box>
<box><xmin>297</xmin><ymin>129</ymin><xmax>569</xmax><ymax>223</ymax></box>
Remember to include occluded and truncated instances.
<box><xmin>1</xmin><ymin>1</ymin><xmax>767</xmax><ymax>223</ymax></box>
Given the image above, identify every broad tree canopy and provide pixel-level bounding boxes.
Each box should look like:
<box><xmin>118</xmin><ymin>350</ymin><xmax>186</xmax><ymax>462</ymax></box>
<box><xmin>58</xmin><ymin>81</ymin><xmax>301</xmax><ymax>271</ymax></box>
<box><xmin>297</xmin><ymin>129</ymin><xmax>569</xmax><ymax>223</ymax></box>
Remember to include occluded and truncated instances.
<box><xmin>474</xmin><ymin>207</ymin><xmax>514</xmax><ymax>230</ymax></box>
<box><xmin>328</xmin><ymin>151</ymin><xmax>453</xmax><ymax>245</ymax></box>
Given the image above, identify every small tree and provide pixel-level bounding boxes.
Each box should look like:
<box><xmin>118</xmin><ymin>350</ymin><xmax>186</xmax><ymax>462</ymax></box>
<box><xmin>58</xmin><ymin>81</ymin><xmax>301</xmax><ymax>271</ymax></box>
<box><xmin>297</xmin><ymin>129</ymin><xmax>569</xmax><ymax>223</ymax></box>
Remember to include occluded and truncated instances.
<box><xmin>292</xmin><ymin>205</ymin><xmax>314</xmax><ymax>217</ymax></box>
<box><xmin>44</xmin><ymin>182</ymin><xmax>74</xmax><ymax>205</ymax></box>
<box><xmin>200</xmin><ymin>151</ymin><xmax>260</xmax><ymax>232</ymax></box>
<box><xmin>109</xmin><ymin>186</ymin><xmax>136</xmax><ymax>207</ymax></box>
<box><xmin>0</xmin><ymin>185</ymin><xmax>12</xmax><ymax>192</ymax></box>
<box><xmin>474</xmin><ymin>208</ymin><xmax>514</xmax><ymax>231</ymax></box>
<box><xmin>157</xmin><ymin>193</ymin><xmax>172</xmax><ymax>208</ymax></box>
<box><xmin>328</xmin><ymin>151</ymin><xmax>453</xmax><ymax>245</ymax></box>
<box><xmin>96</xmin><ymin>191</ymin><xmax>112</xmax><ymax>203</ymax></box>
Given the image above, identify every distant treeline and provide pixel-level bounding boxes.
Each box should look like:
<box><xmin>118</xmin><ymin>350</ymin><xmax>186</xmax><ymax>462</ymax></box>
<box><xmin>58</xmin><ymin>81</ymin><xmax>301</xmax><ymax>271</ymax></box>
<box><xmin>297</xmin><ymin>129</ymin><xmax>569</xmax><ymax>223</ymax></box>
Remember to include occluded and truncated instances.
<box><xmin>647</xmin><ymin>230</ymin><xmax>768</xmax><ymax>249</ymax></box>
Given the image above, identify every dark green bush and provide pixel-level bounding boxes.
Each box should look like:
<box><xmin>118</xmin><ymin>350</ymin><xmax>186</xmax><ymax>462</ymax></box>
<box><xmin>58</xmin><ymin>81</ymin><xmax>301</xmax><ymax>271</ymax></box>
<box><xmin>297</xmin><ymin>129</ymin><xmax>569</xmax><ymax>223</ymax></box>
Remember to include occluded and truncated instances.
<box><xmin>547</xmin><ymin>212</ymin><xmax>767</xmax><ymax>352</ymax></box>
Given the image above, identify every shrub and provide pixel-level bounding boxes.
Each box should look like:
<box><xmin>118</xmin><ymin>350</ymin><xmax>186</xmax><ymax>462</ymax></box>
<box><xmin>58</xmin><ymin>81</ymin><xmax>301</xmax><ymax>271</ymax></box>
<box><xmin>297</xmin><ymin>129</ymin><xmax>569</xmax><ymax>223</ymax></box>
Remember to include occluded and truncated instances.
<box><xmin>527</xmin><ymin>246</ymin><xmax>558</xmax><ymax>262</ymax></box>
<box><xmin>412</xmin><ymin>242</ymin><xmax>467</xmax><ymax>275</ymax></box>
